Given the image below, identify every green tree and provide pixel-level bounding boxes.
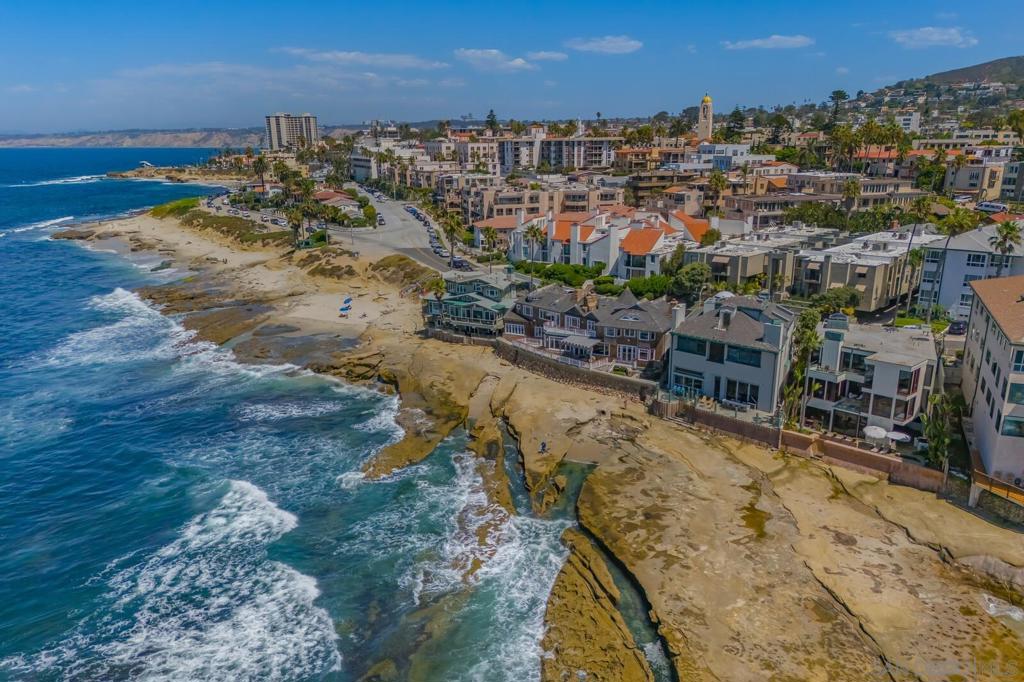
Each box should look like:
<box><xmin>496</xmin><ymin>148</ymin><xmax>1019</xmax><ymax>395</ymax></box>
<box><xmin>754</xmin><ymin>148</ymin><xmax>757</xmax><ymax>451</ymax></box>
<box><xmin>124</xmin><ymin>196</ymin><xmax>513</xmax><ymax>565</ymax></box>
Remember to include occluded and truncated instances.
<box><xmin>481</xmin><ymin>225</ymin><xmax>500</xmax><ymax>273</ymax></box>
<box><xmin>485</xmin><ymin>109</ymin><xmax>499</xmax><ymax>135</ymax></box>
<box><xmin>724</xmin><ymin>107</ymin><xmax>745</xmax><ymax>142</ymax></box>
<box><xmin>828</xmin><ymin>90</ymin><xmax>849</xmax><ymax>125</ymax></box>
<box><xmin>989</xmin><ymin>219</ymin><xmax>1023</xmax><ymax>278</ymax></box>
<box><xmin>812</xmin><ymin>286</ymin><xmax>860</xmax><ymax>315</ymax></box>
<box><xmin>786</xmin><ymin>308</ymin><xmax>822</xmax><ymax>427</ymax></box>
<box><xmin>671</xmin><ymin>262</ymin><xmax>711</xmax><ymax>303</ymax></box>
<box><xmin>660</xmin><ymin>243</ymin><xmax>687</xmax><ymax>277</ymax></box>
<box><xmin>706</xmin><ymin>170</ymin><xmax>728</xmax><ymax>216</ymax></box>
<box><xmin>928</xmin><ymin>207</ymin><xmax>978</xmax><ymax>323</ymax></box>
<box><xmin>362</xmin><ymin>205</ymin><xmax>377</xmax><ymax>223</ymax></box>
<box><xmin>700</xmin><ymin>228</ymin><xmax>722</xmax><ymax>246</ymax></box>
<box><xmin>286</xmin><ymin>207</ymin><xmax>304</xmax><ymax>246</ymax></box>
<box><xmin>442</xmin><ymin>212</ymin><xmax>464</xmax><ymax>269</ymax></box>
<box><xmin>920</xmin><ymin>394</ymin><xmax>952</xmax><ymax>470</ymax></box>
<box><xmin>899</xmin><ymin>195</ymin><xmax>933</xmax><ymax>318</ymax></box>
<box><xmin>252</xmin><ymin>155</ymin><xmax>269</xmax><ymax>193</ymax></box>
<box><xmin>841</xmin><ymin>178</ymin><xmax>862</xmax><ymax>227</ymax></box>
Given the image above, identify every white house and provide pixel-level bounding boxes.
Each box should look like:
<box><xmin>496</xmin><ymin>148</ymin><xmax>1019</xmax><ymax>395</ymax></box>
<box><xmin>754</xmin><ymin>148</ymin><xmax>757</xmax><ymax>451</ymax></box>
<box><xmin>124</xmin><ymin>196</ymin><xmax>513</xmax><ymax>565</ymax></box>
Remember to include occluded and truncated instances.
<box><xmin>961</xmin><ymin>275</ymin><xmax>1024</xmax><ymax>487</ymax></box>
<box><xmin>917</xmin><ymin>223</ymin><xmax>1024</xmax><ymax>320</ymax></box>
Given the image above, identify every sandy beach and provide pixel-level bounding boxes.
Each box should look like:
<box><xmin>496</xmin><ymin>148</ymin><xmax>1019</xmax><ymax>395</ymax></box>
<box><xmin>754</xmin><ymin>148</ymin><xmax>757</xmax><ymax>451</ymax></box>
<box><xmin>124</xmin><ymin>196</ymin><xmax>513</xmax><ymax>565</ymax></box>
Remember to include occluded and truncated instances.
<box><xmin>51</xmin><ymin>209</ymin><xmax>1024</xmax><ymax>681</ymax></box>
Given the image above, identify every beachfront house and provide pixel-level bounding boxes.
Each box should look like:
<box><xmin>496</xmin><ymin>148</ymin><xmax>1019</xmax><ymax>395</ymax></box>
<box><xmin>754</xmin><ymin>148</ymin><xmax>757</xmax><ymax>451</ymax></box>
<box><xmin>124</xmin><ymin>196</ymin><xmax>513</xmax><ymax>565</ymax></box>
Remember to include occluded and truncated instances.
<box><xmin>502</xmin><ymin>284</ymin><xmax>673</xmax><ymax>375</ymax></box>
<box><xmin>802</xmin><ymin>314</ymin><xmax>938</xmax><ymax>436</ymax></box>
<box><xmin>667</xmin><ymin>292</ymin><xmax>795</xmax><ymax>413</ymax></box>
<box><xmin>423</xmin><ymin>269</ymin><xmax>520</xmax><ymax>336</ymax></box>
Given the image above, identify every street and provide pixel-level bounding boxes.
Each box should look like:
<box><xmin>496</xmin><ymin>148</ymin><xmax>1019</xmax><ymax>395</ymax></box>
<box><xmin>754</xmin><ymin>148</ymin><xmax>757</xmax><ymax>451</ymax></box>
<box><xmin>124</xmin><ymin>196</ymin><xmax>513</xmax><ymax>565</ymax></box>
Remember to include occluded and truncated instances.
<box><xmin>327</xmin><ymin>188</ymin><xmax>454</xmax><ymax>272</ymax></box>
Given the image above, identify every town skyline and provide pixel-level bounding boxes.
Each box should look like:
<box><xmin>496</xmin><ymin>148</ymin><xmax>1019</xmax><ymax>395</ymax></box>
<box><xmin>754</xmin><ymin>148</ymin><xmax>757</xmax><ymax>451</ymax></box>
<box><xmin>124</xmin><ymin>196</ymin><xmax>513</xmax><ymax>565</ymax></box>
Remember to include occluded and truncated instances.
<box><xmin>2</xmin><ymin>0</ymin><xmax>1021</xmax><ymax>133</ymax></box>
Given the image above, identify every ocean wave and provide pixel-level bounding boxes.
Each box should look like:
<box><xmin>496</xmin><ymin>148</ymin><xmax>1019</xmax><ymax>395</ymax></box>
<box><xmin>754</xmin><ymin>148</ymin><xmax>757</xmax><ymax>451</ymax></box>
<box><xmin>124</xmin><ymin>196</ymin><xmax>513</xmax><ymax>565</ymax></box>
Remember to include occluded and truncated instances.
<box><xmin>0</xmin><ymin>215</ymin><xmax>75</xmax><ymax>237</ymax></box>
<box><xmin>5</xmin><ymin>174</ymin><xmax>105</xmax><ymax>188</ymax></box>
<box><xmin>235</xmin><ymin>400</ymin><xmax>349</xmax><ymax>423</ymax></box>
<box><xmin>1</xmin><ymin>480</ymin><xmax>342</xmax><ymax>681</ymax></box>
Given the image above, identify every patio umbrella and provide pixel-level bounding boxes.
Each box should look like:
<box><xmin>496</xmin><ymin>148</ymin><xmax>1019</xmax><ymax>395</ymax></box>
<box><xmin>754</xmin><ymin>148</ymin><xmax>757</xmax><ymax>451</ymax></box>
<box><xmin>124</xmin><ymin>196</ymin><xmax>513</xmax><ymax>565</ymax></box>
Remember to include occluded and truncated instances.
<box><xmin>863</xmin><ymin>425</ymin><xmax>887</xmax><ymax>440</ymax></box>
<box><xmin>886</xmin><ymin>431</ymin><xmax>912</xmax><ymax>443</ymax></box>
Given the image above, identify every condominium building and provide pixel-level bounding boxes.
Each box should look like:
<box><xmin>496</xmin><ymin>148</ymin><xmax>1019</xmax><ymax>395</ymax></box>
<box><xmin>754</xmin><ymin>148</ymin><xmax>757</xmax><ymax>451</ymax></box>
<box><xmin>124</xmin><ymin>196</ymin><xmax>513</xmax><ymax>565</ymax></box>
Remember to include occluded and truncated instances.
<box><xmin>498</xmin><ymin>125</ymin><xmax>621</xmax><ymax>173</ymax></box>
<box><xmin>683</xmin><ymin>225</ymin><xmax>842</xmax><ymax>290</ymax></box>
<box><xmin>464</xmin><ymin>182</ymin><xmax>623</xmax><ymax>223</ymax></box>
<box><xmin>793</xmin><ymin>227</ymin><xmax>945</xmax><ymax>312</ymax></box>
<box><xmin>961</xmin><ymin>274</ymin><xmax>1024</xmax><ymax>484</ymax></box>
<box><xmin>917</xmin><ymin>224</ymin><xmax>1024</xmax><ymax>320</ymax></box>
<box><xmin>265</xmin><ymin>113</ymin><xmax>319</xmax><ymax>151</ymax></box>
<box><xmin>667</xmin><ymin>292</ymin><xmax>796</xmax><ymax>413</ymax></box>
<box><xmin>803</xmin><ymin>315</ymin><xmax>937</xmax><ymax>435</ymax></box>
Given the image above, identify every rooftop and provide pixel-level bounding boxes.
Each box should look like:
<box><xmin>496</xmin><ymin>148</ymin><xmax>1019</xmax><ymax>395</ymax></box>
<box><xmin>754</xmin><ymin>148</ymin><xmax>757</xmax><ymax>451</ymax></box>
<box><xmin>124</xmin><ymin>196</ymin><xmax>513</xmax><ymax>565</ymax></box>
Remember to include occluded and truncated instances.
<box><xmin>970</xmin><ymin>274</ymin><xmax>1024</xmax><ymax>343</ymax></box>
<box><xmin>674</xmin><ymin>294</ymin><xmax>795</xmax><ymax>351</ymax></box>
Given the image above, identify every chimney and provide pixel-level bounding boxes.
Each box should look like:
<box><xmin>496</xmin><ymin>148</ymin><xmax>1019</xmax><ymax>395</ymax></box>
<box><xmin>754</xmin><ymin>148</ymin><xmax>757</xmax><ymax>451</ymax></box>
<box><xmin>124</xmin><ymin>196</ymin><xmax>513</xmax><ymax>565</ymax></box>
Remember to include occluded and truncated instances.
<box><xmin>672</xmin><ymin>303</ymin><xmax>687</xmax><ymax>328</ymax></box>
<box><xmin>547</xmin><ymin>212</ymin><xmax>556</xmax><ymax>240</ymax></box>
<box><xmin>716</xmin><ymin>307</ymin><xmax>734</xmax><ymax>330</ymax></box>
<box><xmin>606</xmin><ymin>221</ymin><xmax>622</xmax><ymax>277</ymax></box>
<box><xmin>570</xmin><ymin>222</ymin><xmax>581</xmax><ymax>264</ymax></box>
<box><xmin>703</xmin><ymin>296</ymin><xmax>717</xmax><ymax>314</ymax></box>
<box><xmin>890</xmin><ymin>219</ymin><xmax>900</xmax><ymax>230</ymax></box>
<box><xmin>584</xmin><ymin>292</ymin><xmax>598</xmax><ymax>311</ymax></box>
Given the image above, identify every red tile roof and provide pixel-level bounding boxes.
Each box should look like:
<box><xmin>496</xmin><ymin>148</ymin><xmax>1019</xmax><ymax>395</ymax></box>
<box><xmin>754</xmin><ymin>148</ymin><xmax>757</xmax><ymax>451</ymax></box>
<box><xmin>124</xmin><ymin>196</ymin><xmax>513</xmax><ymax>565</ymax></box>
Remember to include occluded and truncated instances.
<box><xmin>620</xmin><ymin>228</ymin><xmax>664</xmax><ymax>255</ymax></box>
<box><xmin>672</xmin><ymin>211</ymin><xmax>710</xmax><ymax>242</ymax></box>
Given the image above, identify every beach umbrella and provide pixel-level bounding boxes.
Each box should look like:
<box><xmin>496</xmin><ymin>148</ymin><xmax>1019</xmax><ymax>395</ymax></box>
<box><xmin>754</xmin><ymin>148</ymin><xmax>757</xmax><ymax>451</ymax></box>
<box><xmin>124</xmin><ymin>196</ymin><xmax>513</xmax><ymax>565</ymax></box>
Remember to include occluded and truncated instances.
<box><xmin>863</xmin><ymin>425</ymin><xmax>887</xmax><ymax>440</ymax></box>
<box><xmin>886</xmin><ymin>431</ymin><xmax>912</xmax><ymax>443</ymax></box>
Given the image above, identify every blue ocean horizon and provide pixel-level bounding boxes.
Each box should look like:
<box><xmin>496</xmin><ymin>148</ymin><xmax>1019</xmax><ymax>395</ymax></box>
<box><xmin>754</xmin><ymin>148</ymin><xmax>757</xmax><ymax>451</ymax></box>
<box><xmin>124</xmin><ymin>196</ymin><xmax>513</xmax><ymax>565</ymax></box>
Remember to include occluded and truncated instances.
<box><xmin>0</xmin><ymin>148</ymin><xmax>567</xmax><ymax>681</ymax></box>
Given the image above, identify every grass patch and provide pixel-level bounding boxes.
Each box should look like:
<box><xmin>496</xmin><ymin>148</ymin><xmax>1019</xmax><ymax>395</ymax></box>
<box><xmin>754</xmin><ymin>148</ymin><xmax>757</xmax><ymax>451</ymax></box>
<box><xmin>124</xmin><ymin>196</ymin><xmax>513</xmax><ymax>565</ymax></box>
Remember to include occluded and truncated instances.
<box><xmin>894</xmin><ymin>316</ymin><xmax>949</xmax><ymax>334</ymax></box>
<box><xmin>151</xmin><ymin>196</ymin><xmax>201</xmax><ymax>218</ymax></box>
<box><xmin>370</xmin><ymin>254</ymin><xmax>436</xmax><ymax>286</ymax></box>
<box><xmin>179</xmin><ymin>209</ymin><xmax>293</xmax><ymax>247</ymax></box>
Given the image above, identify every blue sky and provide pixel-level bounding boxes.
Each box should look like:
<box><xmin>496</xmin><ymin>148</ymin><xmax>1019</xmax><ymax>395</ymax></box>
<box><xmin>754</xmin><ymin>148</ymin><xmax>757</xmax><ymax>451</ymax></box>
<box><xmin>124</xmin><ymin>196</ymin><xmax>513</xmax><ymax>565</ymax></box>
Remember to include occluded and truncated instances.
<box><xmin>1</xmin><ymin>1</ymin><xmax>1019</xmax><ymax>133</ymax></box>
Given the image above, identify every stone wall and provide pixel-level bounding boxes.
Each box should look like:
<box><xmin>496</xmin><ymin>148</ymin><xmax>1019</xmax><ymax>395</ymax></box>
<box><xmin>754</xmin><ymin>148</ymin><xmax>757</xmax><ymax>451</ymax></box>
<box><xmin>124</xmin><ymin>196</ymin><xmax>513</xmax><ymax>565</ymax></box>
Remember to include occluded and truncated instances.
<box><xmin>426</xmin><ymin>327</ymin><xmax>497</xmax><ymax>347</ymax></box>
<box><xmin>977</xmin><ymin>489</ymin><xmax>1024</xmax><ymax>526</ymax></box>
<box><xmin>493</xmin><ymin>339</ymin><xmax>657</xmax><ymax>399</ymax></box>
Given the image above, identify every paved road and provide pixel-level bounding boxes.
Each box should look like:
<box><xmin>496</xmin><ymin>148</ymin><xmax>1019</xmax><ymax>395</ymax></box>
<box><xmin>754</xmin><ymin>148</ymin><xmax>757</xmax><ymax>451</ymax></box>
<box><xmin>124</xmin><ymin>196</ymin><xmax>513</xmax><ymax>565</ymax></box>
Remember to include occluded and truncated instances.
<box><xmin>328</xmin><ymin>189</ymin><xmax>454</xmax><ymax>272</ymax></box>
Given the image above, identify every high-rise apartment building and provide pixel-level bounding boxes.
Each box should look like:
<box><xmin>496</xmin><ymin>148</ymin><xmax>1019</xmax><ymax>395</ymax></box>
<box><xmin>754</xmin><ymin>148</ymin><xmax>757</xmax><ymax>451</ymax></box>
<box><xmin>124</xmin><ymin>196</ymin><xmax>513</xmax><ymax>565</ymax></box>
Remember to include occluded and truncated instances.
<box><xmin>265</xmin><ymin>113</ymin><xmax>319</xmax><ymax>151</ymax></box>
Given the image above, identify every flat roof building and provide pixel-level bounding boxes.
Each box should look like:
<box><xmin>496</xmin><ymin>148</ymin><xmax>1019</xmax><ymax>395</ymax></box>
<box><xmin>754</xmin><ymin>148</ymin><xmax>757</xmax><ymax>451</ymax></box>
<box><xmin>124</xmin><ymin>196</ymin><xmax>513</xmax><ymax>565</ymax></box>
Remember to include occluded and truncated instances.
<box><xmin>265</xmin><ymin>113</ymin><xmax>319</xmax><ymax>151</ymax></box>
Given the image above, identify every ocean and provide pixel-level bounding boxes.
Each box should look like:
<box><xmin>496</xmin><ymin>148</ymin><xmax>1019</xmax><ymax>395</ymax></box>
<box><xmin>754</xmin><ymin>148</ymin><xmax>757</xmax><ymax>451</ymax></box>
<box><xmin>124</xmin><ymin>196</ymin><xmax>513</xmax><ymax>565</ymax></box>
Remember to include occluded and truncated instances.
<box><xmin>0</xmin><ymin>149</ymin><xmax>569</xmax><ymax>681</ymax></box>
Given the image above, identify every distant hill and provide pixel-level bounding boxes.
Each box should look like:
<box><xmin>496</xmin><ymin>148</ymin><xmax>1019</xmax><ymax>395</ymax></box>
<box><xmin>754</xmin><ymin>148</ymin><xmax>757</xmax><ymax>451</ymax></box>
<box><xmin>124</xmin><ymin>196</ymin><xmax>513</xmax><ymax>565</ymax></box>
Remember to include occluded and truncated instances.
<box><xmin>897</xmin><ymin>55</ymin><xmax>1024</xmax><ymax>87</ymax></box>
<box><xmin>0</xmin><ymin>128</ymin><xmax>265</xmax><ymax>149</ymax></box>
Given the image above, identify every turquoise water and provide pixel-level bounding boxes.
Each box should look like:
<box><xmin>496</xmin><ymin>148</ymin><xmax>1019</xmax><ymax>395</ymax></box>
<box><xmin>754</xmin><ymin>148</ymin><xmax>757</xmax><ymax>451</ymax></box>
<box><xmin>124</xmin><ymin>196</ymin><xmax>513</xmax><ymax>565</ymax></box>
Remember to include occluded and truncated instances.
<box><xmin>0</xmin><ymin>149</ymin><xmax>569</xmax><ymax>681</ymax></box>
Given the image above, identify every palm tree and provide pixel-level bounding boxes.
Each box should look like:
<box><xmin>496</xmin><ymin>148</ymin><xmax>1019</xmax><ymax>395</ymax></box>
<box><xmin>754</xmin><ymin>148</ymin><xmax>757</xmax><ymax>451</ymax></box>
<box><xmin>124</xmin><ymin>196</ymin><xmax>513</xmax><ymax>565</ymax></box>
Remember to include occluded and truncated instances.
<box><xmin>841</xmin><ymin>178</ymin><xmax>861</xmax><ymax>228</ymax></box>
<box><xmin>739</xmin><ymin>162</ymin><xmax>751</xmax><ymax>196</ymax></box>
<box><xmin>707</xmin><ymin>170</ymin><xmax>728</xmax><ymax>217</ymax></box>
<box><xmin>481</xmin><ymin>226</ymin><xmax>499</xmax><ymax>273</ymax></box>
<box><xmin>946</xmin><ymin>154</ymin><xmax>967</xmax><ymax>196</ymax></box>
<box><xmin>286</xmin><ymin>207</ymin><xmax>304</xmax><ymax>246</ymax></box>
<box><xmin>928</xmin><ymin>207</ymin><xmax>977</xmax><ymax>323</ymax></box>
<box><xmin>252</xmin><ymin>155</ymin><xmax>269</xmax><ymax>194</ymax></box>
<box><xmin>523</xmin><ymin>223</ymin><xmax>546</xmax><ymax>285</ymax></box>
<box><xmin>989</xmin><ymin>219</ymin><xmax>1023</xmax><ymax>278</ymax></box>
<box><xmin>442</xmin><ymin>212</ymin><xmax>463</xmax><ymax>270</ymax></box>
<box><xmin>900</xmin><ymin>195</ymin><xmax>932</xmax><ymax>318</ymax></box>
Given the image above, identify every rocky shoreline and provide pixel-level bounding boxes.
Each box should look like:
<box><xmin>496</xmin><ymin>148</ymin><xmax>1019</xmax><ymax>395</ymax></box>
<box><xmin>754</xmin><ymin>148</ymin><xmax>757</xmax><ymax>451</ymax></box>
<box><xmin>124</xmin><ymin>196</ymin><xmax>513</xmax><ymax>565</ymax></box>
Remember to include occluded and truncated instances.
<box><xmin>51</xmin><ymin>211</ymin><xmax>1024</xmax><ymax>681</ymax></box>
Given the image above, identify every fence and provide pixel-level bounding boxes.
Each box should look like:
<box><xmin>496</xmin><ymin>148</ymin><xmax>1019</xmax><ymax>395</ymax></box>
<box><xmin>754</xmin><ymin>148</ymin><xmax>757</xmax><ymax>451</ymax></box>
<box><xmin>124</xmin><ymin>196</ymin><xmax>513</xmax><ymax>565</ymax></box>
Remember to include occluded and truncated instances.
<box><xmin>656</xmin><ymin>400</ymin><xmax>781</xmax><ymax>449</ymax></box>
<box><xmin>425</xmin><ymin>327</ymin><xmax>497</xmax><ymax>347</ymax></box>
<box><xmin>493</xmin><ymin>338</ymin><xmax>657</xmax><ymax>399</ymax></box>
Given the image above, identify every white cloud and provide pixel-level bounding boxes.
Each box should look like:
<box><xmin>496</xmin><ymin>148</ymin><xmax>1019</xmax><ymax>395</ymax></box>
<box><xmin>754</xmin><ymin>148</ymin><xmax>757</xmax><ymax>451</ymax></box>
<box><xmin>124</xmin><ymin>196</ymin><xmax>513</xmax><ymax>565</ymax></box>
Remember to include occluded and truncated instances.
<box><xmin>277</xmin><ymin>47</ymin><xmax>448</xmax><ymax>69</ymax></box>
<box><xmin>565</xmin><ymin>35</ymin><xmax>643</xmax><ymax>54</ymax></box>
<box><xmin>438</xmin><ymin>77</ymin><xmax>466</xmax><ymax>88</ymax></box>
<box><xmin>889</xmin><ymin>26</ymin><xmax>977</xmax><ymax>48</ymax></box>
<box><xmin>527</xmin><ymin>50</ymin><xmax>568</xmax><ymax>61</ymax></box>
<box><xmin>6</xmin><ymin>84</ymin><xmax>36</xmax><ymax>94</ymax></box>
<box><xmin>686</xmin><ymin>44</ymin><xmax>697</xmax><ymax>54</ymax></box>
<box><xmin>453</xmin><ymin>48</ymin><xmax>536</xmax><ymax>72</ymax></box>
<box><xmin>835</xmin><ymin>66</ymin><xmax>850</xmax><ymax>76</ymax></box>
<box><xmin>722</xmin><ymin>34</ymin><xmax>815</xmax><ymax>50</ymax></box>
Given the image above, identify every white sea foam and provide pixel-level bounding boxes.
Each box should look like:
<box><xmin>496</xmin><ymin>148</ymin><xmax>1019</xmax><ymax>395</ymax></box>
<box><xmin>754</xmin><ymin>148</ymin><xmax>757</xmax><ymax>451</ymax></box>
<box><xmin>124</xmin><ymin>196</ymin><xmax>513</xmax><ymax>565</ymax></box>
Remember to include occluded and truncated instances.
<box><xmin>6</xmin><ymin>174</ymin><xmax>104</xmax><ymax>188</ymax></box>
<box><xmin>235</xmin><ymin>400</ymin><xmax>348</xmax><ymax>423</ymax></box>
<box><xmin>0</xmin><ymin>215</ymin><xmax>75</xmax><ymax>237</ymax></box>
<box><xmin>354</xmin><ymin>393</ymin><xmax>403</xmax><ymax>438</ymax></box>
<box><xmin>3</xmin><ymin>481</ymin><xmax>342</xmax><ymax>681</ymax></box>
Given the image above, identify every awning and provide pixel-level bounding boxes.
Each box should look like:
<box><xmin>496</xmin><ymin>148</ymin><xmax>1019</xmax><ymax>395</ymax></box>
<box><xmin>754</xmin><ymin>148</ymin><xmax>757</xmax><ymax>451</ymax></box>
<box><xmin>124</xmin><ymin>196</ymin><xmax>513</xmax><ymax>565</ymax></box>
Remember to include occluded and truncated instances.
<box><xmin>855</xmin><ymin>266</ymin><xmax>869</xmax><ymax>275</ymax></box>
<box><xmin>806</xmin><ymin>262</ymin><xmax>821</xmax><ymax>271</ymax></box>
<box><xmin>712</xmin><ymin>255</ymin><xmax>730</xmax><ymax>264</ymax></box>
<box><xmin>854</xmin><ymin>283</ymin><xmax>867</xmax><ymax>292</ymax></box>
<box><xmin>563</xmin><ymin>335</ymin><xmax>600</xmax><ymax>349</ymax></box>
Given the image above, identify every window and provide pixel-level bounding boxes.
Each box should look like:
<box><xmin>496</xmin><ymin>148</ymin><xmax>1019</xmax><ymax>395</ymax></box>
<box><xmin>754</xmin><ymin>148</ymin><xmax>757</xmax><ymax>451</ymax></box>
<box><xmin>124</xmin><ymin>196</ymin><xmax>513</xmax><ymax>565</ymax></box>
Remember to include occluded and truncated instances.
<box><xmin>725</xmin><ymin>379</ymin><xmax>760</xmax><ymax>405</ymax></box>
<box><xmin>925</xmin><ymin>250</ymin><xmax>941</xmax><ymax>263</ymax></box>
<box><xmin>708</xmin><ymin>342</ymin><xmax>725</xmax><ymax>364</ymax></box>
<box><xmin>963</xmin><ymin>274</ymin><xmax>983</xmax><ymax>286</ymax></box>
<box><xmin>672</xmin><ymin>368</ymin><xmax>704</xmax><ymax>395</ymax></box>
<box><xmin>897</xmin><ymin>369</ymin><xmax>919</xmax><ymax>396</ymax></box>
<box><xmin>727</xmin><ymin>346</ymin><xmax>763</xmax><ymax>367</ymax></box>
<box><xmin>518</xmin><ymin>304</ymin><xmax>533</xmax><ymax>317</ymax></box>
<box><xmin>675</xmin><ymin>335</ymin><xmax>706</xmax><ymax>356</ymax></box>
<box><xmin>871</xmin><ymin>395</ymin><xmax>893</xmax><ymax>418</ymax></box>
<box><xmin>1014</xmin><ymin>349</ymin><xmax>1024</xmax><ymax>373</ymax></box>
<box><xmin>893</xmin><ymin>397</ymin><xmax>916</xmax><ymax>421</ymax></box>
<box><xmin>605</xmin><ymin>327</ymin><xmax>618</xmax><ymax>338</ymax></box>
<box><xmin>960</xmin><ymin>293</ymin><xmax>974</xmax><ymax>308</ymax></box>
<box><xmin>505</xmin><ymin>323</ymin><xmax>525</xmax><ymax>336</ymax></box>
<box><xmin>966</xmin><ymin>253</ymin><xmax>987</xmax><ymax>267</ymax></box>
<box><xmin>622</xmin><ymin>328</ymin><xmax>638</xmax><ymax>338</ymax></box>
<box><xmin>1009</xmin><ymin>383</ymin><xmax>1024</xmax><ymax>405</ymax></box>
<box><xmin>1001</xmin><ymin>417</ymin><xmax>1024</xmax><ymax>438</ymax></box>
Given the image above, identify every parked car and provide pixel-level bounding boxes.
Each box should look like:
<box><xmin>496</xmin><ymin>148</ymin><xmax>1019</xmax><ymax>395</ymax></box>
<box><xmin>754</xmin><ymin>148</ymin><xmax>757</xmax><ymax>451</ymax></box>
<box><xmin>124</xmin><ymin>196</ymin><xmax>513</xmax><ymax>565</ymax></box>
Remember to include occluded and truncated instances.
<box><xmin>977</xmin><ymin>201</ymin><xmax>1009</xmax><ymax>214</ymax></box>
<box><xmin>948</xmin><ymin>320</ymin><xmax>967</xmax><ymax>335</ymax></box>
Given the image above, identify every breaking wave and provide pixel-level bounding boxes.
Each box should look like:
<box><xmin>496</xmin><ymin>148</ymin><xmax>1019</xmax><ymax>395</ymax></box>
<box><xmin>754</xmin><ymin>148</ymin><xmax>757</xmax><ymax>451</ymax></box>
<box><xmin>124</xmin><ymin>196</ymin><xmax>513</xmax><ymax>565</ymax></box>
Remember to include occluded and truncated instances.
<box><xmin>6</xmin><ymin>174</ymin><xmax>105</xmax><ymax>188</ymax></box>
<box><xmin>1</xmin><ymin>481</ymin><xmax>341</xmax><ymax>681</ymax></box>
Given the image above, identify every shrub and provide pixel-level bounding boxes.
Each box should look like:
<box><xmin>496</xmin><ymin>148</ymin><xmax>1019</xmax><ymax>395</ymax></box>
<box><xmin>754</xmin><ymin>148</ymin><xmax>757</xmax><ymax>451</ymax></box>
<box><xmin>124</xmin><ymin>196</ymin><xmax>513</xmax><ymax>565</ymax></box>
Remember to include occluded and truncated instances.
<box><xmin>151</xmin><ymin>196</ymin><xmax>200</xmax><ymax>218</ymax></box>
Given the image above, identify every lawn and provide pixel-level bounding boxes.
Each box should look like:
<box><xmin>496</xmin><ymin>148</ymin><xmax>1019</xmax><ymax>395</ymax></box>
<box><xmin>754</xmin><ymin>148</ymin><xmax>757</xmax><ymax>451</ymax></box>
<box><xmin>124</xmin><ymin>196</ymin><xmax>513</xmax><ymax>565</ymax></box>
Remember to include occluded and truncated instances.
<box><xmin>894</xmin><ymin>316</ymin><xmax>950</xmax><ymax>334</ymax></box>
